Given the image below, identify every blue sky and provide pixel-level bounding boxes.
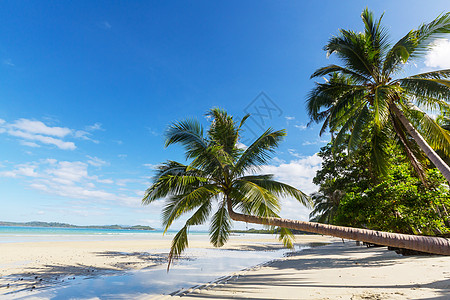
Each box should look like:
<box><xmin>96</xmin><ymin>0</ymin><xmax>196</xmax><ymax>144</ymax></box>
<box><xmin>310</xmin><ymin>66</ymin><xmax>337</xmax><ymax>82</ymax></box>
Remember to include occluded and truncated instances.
<box><xmin>1</xmin><ymin>1</ymin><xmax>449</xmax><ymax>229</ymax></box>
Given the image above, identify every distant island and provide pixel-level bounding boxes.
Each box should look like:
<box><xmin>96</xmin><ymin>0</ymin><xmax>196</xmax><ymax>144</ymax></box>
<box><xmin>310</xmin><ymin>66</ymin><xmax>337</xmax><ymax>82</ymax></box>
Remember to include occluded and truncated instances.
<box><xmin>0</xmin><ymin>221</ymin><xmax>155</xmax><ymax>231</ymax></box>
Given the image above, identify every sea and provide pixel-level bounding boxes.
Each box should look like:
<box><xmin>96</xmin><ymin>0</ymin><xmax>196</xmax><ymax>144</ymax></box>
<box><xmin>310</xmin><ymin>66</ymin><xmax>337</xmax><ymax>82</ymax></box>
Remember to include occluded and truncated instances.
<box><xmin>0</xmin><ymin>225</ymin><xmax>195</xmax><ymax>243</ymax></box>
<box><xmin>0</xmin><ymin>226</ymin><xmax>306</xmax><ymax>299</ymax></box>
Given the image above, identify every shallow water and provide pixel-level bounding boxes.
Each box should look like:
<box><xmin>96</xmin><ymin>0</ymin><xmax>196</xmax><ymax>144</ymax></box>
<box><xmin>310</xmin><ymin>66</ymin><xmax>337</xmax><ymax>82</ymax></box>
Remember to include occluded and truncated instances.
<box><xmin>0</xmin><ymin>226</ymin><xmax>204</xmax><ymax>243</ymax></box>
<box><xmin>5</xmin><ymin>246</ymin><xmax>308</xmax><ymax>299</ymax></box>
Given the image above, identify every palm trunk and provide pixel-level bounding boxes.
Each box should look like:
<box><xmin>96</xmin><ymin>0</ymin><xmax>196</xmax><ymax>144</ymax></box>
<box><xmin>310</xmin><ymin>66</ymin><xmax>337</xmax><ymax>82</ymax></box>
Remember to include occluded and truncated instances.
<box><xmin>227</xmin><ymin>200</ymin><xmax>450</xmax><ymax>255</ymax></box>
<box><xmin>389</xmin><ymin>103</ymin><xmax>450</xmax><ymax>184</ymax></box>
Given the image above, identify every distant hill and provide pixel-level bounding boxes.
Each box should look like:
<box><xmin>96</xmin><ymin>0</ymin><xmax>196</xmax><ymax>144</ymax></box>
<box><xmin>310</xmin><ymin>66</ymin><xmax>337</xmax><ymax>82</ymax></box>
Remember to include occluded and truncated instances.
<box><xmin>0</xmin><ymin>221</ymin><xmax>155</xmax><ymax>231</ymax></box>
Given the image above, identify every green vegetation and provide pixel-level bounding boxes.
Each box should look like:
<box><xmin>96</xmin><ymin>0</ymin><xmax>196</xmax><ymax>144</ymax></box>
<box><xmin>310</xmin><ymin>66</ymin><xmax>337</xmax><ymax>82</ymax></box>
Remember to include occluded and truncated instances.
<box><xmin>307</xmin><ymin>9</ymin><xmax>450</xmax><ymax>245</ymax></box>
<box><xmin>0</xmin><ymin>221</ymin><xmax>155</xmax><ymax>231</ymax></box>
<box><xmin>310</xmin><ymin>140</ymin><xmax>450</xmax><ymax>237</ymax></box>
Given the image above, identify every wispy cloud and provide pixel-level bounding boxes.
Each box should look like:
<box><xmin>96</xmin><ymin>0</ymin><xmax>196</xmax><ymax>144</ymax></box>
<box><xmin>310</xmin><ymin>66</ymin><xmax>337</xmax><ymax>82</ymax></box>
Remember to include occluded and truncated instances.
<box><xmin>147</xmin><ymin>127</ymin><xmax>159</xmax><ymax>136</ymax></box>
<box><xmin>425</xmin><ymin>39</ymin><xmax>450</xmax><ymax>69</ymax></box>
<box><xmin>0</xmin><ymin>118</ymin><xmax>102</xmax><ymax>150</ymax></box>
<box><xmin>3</xmin><ymin>59</ymin><xmax>15</xmax><ymax>67</ymax></box>
<box><xmin>143</xmin><ymin>163</ymin><xmax>157</xmax><ymax>169</ymax></box>
<box><xmin>85</xmin><ymin>123</ymin><xmax>104</xmax><ymax>131</ymax></box>
<box><xmin>294</xmin><ymin>124</ymin><xmax>308</xmax><ymax>130</ymax></box>
<box><xmin>0</xmin><ymin>158</ymin><xmax>141</xmax><ymax>207</ymax></box>
<box><xmin>87</xmin><ymin>156</ymin><xmax>108</xmax><ymax>167</ymax></box>
<box><xmin>302</xmin><ymin>138</ymin><xmax>329</xmax><ymax>146</ymax></box>
<box><xmin>98</xmin><ymin>21</ymin><xmax>112</xmax><ymax>30</ymax></box>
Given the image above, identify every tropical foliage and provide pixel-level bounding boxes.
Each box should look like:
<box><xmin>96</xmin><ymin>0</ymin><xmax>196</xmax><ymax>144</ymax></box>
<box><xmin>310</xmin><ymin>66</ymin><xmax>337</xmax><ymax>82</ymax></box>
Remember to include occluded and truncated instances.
<box><xmin>142</xmin><ymin>108</ymin><xmax>309</xmax><ymax>268</ymax></box>
<box><xmin>311</xmin><ymin>139</ymin><xmax>450</xmax><ymax>237</ymax></box>
<box><xmin>307</xmin><ymin>8</ymin><xmax>450</xmax><ymax>183</ymax></box>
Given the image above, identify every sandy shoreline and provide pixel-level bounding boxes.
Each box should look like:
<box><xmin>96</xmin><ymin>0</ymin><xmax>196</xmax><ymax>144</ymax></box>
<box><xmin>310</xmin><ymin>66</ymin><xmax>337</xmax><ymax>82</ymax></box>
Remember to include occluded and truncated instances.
<box><xmin>0</xmin><ymin>234</ymin><xmax>332</xmax><ymax>297</ymax></box>
<box><xmin>2</xmin><ymin>235</ymin><xmax>449</xmax><ymax>299</ymax></box>
<box><xmin>178</xmin><ymin>242</ymin><xmax>450</xmax><ymax>300</ymax></box>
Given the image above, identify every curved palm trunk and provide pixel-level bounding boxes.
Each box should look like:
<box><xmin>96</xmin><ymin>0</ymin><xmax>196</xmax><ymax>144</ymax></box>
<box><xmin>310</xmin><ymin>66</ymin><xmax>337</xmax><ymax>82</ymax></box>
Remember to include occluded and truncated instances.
<box><xmin>227</xmin><ymin>201</ymin><xmax>450</xmax><ymax>255</ymax></box>
<box><xmin>389</xmin><ymin>103</ymin><xmax>450</xmax><ymax>184</ymax></box>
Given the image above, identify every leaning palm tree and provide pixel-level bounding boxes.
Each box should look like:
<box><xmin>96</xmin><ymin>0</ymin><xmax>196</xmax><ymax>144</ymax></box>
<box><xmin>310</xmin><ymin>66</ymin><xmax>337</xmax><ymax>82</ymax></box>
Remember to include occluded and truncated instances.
<box><xmin>307</xmin><ymin>9</ymin><xmax>450</xmax><ymax>183</ymax></box>
<box><xmin>144</xmin><ymin>108</ymin><xmax>450</xmax><ymax>268</ymax></box>
<box><xmin>143</xmin><ymin>108</ymin><xmax>310</xmax><ymax>268</ymax></box>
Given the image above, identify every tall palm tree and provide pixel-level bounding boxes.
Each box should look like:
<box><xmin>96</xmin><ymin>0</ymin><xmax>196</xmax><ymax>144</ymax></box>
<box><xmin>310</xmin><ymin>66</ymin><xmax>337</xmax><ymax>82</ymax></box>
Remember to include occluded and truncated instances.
<box><xmin>143</xmin><ymin>108</ymin><xmax>450</xmax><ymax>268</ymax></box>
<box><xmin>307</xmin><ymin>9</ymin><xmax>450</xmax><ymax>183</ymax></box>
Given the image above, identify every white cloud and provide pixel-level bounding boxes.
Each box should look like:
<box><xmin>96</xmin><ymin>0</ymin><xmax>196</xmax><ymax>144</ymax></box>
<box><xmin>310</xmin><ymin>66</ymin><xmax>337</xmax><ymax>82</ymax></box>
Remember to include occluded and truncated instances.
<box><xmin>1</xmin><ymin>158</ymin><xmax>141</xmax><ymax>207</ymax></box>
<box><xmin>87</xmin><ymin>156</ymin><xmax>108</xmax><ymax>167</ymax></box>
<box><xmin>74</xmin><ymin>130</ymin><xmax>99</xmax><ymax>144</ymax></box>
<box><xmin>11</xmin><ymin>119</ymin><xmax>71</xmax><ymax>137</ymax></box>
<box><xmin>236</xmin><ymin>142</ymin><xmax>248</xmax><ymax>150</ymax></box>
<box><xmin>285</xmin><ymin>116</ymin><xmax>295</xmax><ymax>121</ymax></box>
<box><xmin>425</xmin><ymin>39</ymin><xmax>450</xmax><ymax>69</ymax></box>
<box><xmin>260</xmin><ymin>154</ymin><xmax>322</xmax><ymax>221</ymax></box>
<box><xmin>20</xmin><ymin>141</ymin><xmax>41</xmax><ymax>148</ymax></box>
<box><xmin>143</xmin><ymin>163</ymin><xmax>157</xmax><ymax>169</ymax></box>
<box><xmin>8</xmin><ymin>129</ymin><xmax>76</xmax><ymax>150</ymax></box>
<box><xmin>0</xmin><ymin>118</ymin><xmax>101</xmax><ymax>149</ymax></box>
<box><xmin>294</xmin><ymin>124</ymin><xmax>307</xmax><ymax>130</ymax></box>
<box><xmin>46</xmin><ymin>161</ymin><xmax>89</xmax><ymax>183</ymax></box>
<box><xmin>302</xmin><ymin>138</ymin><xmax>329</xmax><ymax>146</ymax></box>
<box><xmin>85</xmin><ymin>123</ymin><xmax>103</xmax><ymax>131</ymax></box>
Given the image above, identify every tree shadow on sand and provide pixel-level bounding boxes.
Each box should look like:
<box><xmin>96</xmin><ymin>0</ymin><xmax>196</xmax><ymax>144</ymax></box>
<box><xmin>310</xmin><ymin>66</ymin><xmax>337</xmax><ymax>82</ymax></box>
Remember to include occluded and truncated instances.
<box><xmin>0</xmin><ymin>251</ymin><xmax>170</xmax><ymax>295</ymax></box>
<box><xmin>183</xmin><ymin>243</ymin><xmax>450</xmax><ymax>300</ymax></box>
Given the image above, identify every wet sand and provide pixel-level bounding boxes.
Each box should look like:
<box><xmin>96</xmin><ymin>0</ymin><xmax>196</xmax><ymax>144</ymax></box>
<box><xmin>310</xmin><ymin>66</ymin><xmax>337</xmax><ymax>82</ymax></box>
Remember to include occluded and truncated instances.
<box><xmin>0</xmin><ymin>234</ymin><xmax>332</xmax><ymax>296</ymax></box>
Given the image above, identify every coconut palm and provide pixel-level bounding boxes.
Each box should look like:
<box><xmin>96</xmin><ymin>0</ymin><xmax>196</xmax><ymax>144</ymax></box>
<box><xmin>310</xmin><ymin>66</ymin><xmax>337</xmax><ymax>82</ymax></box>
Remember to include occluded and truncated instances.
<box><xmin>143</xmin><ymin>108</ymin><xmax>450</xmax><ymax>268</ymax></box>
<box><xmin>143</xmin><ymin>108</ymin><xmax>310</xmax><ymax>268</ymax></box>
<box><xmin>307</xmin><ymin>9</ymin><xmax>450</xmax><ymax>183</ymax></box>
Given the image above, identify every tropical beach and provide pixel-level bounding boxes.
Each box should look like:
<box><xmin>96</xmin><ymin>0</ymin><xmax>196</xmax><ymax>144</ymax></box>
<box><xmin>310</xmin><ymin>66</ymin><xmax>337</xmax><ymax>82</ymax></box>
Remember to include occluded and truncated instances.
<box><xmin>1</xmin><ymin>1</ymin><xmax>450</xmax><ymax>299</ymax></box>
<box><xmin>1</xmin><ymin>231</ymin><xmax>449</xmax><ymax>299</ymax></box>
<box><xmin>0</xmin><ymin>229</ymin><xmax>333</xmax><ymax>298</ymax></box>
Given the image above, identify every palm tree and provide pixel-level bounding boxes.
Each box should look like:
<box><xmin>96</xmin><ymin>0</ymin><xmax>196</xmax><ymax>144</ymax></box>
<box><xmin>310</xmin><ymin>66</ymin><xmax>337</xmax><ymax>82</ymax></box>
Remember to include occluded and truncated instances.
<box><xmin>143</xmin><ymin>108</ymin><xmax>450</xmax><ymax>268</ymax></box>
<box><xmin>307</xmin><ymin>9</ymin><xmax>450</xmax><ymax>184</ymax></box>
<box><xmin>143</xmin><ymin>108</ymin><xmax>310</xmax><ymax>268</ymax></box>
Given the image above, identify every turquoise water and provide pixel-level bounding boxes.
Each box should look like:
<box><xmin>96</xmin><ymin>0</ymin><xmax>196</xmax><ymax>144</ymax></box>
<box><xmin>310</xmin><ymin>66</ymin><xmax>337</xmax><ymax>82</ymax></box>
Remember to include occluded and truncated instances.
<box><xmin>0</xmin><ymin>225</ymin><xmax>164</xmax><ymax>235</ymax></box>
<box><xmin>0</xmin><ymin>226</ymin><xmax>207</xmax><ymax>243</ymax></box>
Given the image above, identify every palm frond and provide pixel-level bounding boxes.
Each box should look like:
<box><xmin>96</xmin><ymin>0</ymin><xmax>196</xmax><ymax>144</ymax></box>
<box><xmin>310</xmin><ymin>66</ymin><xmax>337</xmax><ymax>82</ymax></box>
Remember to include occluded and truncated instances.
<box><xmin>233</xmin><ymin>179</ymin><xmax>280</xmax><ymax>217</ymax></box>
<box><xmin>165</xmin><ymin>119</ymin><xmax>207</xmax><ymax>159</ymax></box>
<box><xmin>209</xmin><ymin>204</ymin><xmax>231</xmax><ymax>247</ymax></box>
<box><xmin>310</xmin><ymin>65</ymin><xmax>370</xmax><ymax>83</ymax></box>
<box><xmin>233</xmin><ymin>128</ymin><xmax>286</xmax><ymax>176</ymax></box>
<box><xmin>399</xmin><ymin>78</ymin><xmax>450</xmax><ymax>102</ymax></box>
<box><xmin>167</xmin><ymin>226</ymin><xmax>188</xmax><ymax>270</ymax></box>
<box><xmin>348</xmin><ymin>106</ymin><xmax>371</xmax><ymax>152</ymax></box>
<box><xmin>166</xmin><ymin>200</ymin><xmax>213</xmax><ymax>270</ymax></box>
<box><xmin>325</xmin><ymin>27</ymin><xmax>379</xmax><ymax>80</ymax></box>
<box><xmin>236</xmin><ymin>175</ymin><xmax>311</xmax><ymax>207</ymax></box>
<box><xmin>413</xmin><ymin>12</ymin><xmax>450</xmax><ymax>57</ymax></box>
<box><xmin>402</xmin><ymin>102</ymin><xmax>450</xmax><ymax>156</ymax></box>
<box><xmin>277</xmin><ymin>227</ymin><xmax>295</xmax><ymax>249</ymax></box>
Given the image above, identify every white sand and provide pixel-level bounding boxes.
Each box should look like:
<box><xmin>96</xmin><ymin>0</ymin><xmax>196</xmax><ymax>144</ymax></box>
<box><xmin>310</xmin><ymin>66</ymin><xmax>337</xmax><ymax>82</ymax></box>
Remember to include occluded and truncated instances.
<box><xmin>177</xmin><ymin>241</ymin><xmax>450</xmax><ymax>300</ymax></box>
<box><xmin>3</xmin><ymin>235</ymin><xmax>448</xmax><ymax>299</ymax></box>
<box><xmin>0</xmin><ymin>234</ymin><xmax>331</xmax><ymax>295</ymax></box>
